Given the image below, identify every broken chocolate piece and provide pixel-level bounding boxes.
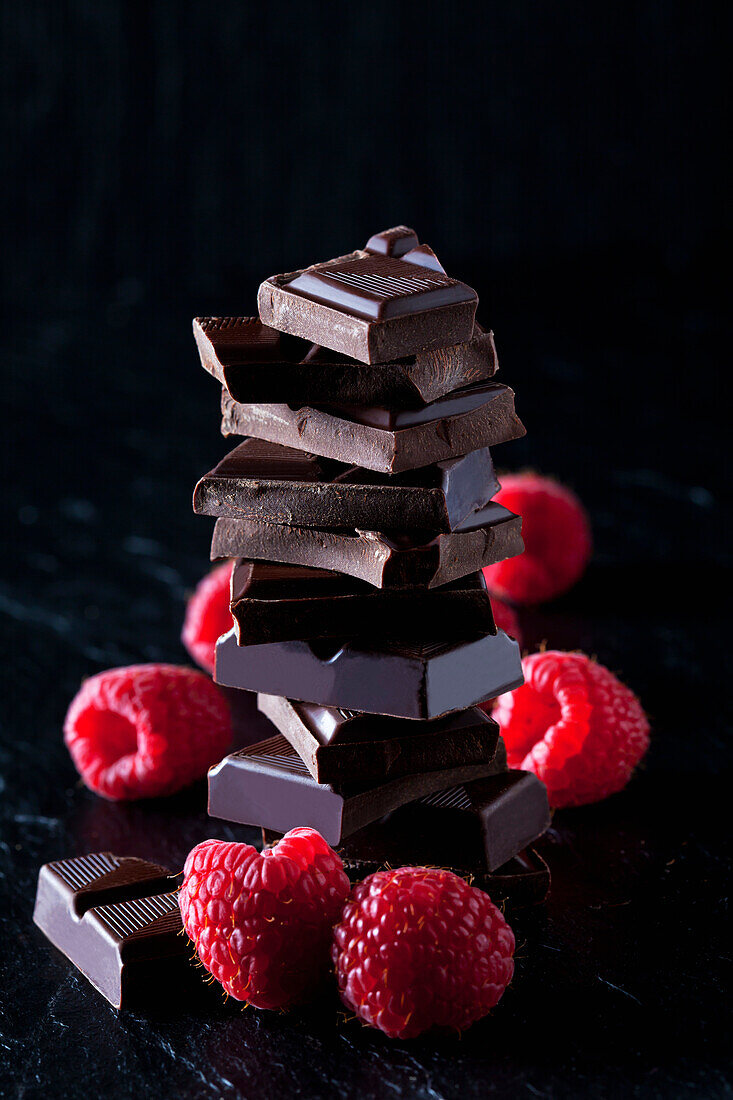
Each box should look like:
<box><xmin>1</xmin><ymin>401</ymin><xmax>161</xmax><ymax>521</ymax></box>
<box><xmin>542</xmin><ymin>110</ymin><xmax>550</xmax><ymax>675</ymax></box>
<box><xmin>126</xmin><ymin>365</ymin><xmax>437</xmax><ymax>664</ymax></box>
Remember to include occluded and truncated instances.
<box><xmin>287</xmin><ymin>771</ymin><xmax>550</xmax><ymax>880</ymax></box>
<box><xmin>220</xmin><ymin>381</ymin><xmax>524</xmax><ymax>475</ymax></box>
<box><xmin>194</xmin><ymin>437</ymin><xmax>499</xmax><ymax>532</ymax></box>
<box><xmin>215</xmin><ymin>626</ymin><xmax>523</xmax><ymax>719</ymax></box>
<box><xmin>257</xmin><ymin>694</ymin><xmax>503</xmax><ymax>786</ymax></box>
<box><xmin>194</xmin><ymin>316</ymin><xmax>499</xmax><ymax>405</ymax></box>
<box><xmin>211</xmin><ymin>501</ymin><xmax>524</xmax><ymax>590</ymax></box>
<box><xmin>364</xmin><ymin>226</ymin><xmax>420</xmax><ymax>257</ymax></box>
<box><xmin>207</xmin><ymin>734</ymin><xmax>504</xmax><ymax>845</ymax></box>
<box><xmin>230</xmin><ymin>562</ymin><xmax>496</xmax><ymax>643</ymax></box>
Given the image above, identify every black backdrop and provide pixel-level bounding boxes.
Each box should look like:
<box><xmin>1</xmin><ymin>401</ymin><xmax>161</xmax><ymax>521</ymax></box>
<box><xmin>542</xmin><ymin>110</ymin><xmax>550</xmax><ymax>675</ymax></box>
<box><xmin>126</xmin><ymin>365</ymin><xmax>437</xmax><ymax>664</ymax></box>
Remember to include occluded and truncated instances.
<box><xmin>2</xmin><ymin>2</ymin><xmax>728</xmax><ymax>316</ymax></box>
<box><xmin>1</xmin><ymin>4</ymin><xmax>731</xmax><ymax>1099</ymax></box>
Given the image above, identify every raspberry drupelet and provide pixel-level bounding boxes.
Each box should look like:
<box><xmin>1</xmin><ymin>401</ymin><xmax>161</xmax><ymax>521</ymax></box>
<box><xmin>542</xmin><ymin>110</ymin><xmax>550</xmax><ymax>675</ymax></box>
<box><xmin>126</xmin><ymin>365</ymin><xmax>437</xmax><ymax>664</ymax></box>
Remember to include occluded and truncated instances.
<box><xmin>332</xmin><ymin>866</ymin><xmax>515</xmax><ymax>1039</ymax></box>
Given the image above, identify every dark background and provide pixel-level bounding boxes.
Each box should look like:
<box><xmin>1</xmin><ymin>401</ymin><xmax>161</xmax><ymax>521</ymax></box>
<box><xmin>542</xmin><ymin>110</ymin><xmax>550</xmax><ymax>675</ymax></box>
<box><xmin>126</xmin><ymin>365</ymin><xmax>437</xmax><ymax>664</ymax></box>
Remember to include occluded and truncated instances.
<box><xmin>1</xmin><ymin>3</ymin><xmax>730</xmax><ymax>1099</ymax></box>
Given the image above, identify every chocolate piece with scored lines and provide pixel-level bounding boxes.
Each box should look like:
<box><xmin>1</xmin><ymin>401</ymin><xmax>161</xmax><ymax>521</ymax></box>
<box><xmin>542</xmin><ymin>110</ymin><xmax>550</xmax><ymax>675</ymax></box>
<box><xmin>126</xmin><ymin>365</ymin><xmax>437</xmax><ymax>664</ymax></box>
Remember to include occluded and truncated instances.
<box><xmin>207</xmin><ymin>734</ymin><xmax>505</xmax><ymax>845</ymax></box>
<box><xmin>211</xmin><ymin>501</ymin><xmax>523</xmax><ymax>590</ymax></box>
<box><xmin>33</xmin><ymin>853</ymin><xmax>195</xmax><ymax>1009</ymax></box>
<box><xmin>258</xmin><ymin>228</ymin><xmax>478</xmax><ymax>363</ymax></box>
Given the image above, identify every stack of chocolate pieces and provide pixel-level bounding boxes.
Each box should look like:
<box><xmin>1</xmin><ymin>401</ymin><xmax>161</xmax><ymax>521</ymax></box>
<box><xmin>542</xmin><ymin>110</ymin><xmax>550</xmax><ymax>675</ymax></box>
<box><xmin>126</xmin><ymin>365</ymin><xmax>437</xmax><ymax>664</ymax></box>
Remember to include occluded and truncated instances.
<box><xmin>194</xmin><ymin>227</ymin><xmax>551</xmax><ymax>903</ymax></box>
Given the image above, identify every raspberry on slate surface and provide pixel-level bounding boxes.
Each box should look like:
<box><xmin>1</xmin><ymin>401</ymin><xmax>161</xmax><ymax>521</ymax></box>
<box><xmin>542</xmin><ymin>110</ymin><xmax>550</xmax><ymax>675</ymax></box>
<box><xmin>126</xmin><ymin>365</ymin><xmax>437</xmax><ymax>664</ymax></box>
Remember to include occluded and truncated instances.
<box><xmin>64</xmin><ymin>664</ymin><xmax>232</xmax><ymax>800</ymax></box>
<box><xmin>483</xmin><ymin>472</ymin><xmax>592</xmax><ymax>605</ymax></box>
<box><xmin>332</xmin><ymin>866</ymin><xmax>515</xmax><ymax>1039</ymax></box>
<box><xmin>179</xmin><ymin>830</ymin><xmax>350</xmax><ymax>1010</ymax></box>
<box><xmin>494</xmin><ymin>650</ymin><xmax>650</xmax><ymax>808</ymax></box>
<box><xmin>182</xmin><ymin>560</ymin><xmax>235</xmax><ymax>673</ymax></box>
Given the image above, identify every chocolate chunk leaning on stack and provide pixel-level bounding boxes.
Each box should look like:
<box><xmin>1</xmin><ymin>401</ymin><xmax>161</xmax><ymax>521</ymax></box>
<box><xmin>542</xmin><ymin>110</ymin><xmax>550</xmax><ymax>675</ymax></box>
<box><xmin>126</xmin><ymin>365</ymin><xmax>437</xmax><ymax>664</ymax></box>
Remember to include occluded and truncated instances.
<box><xmin>193</xmin><ymin>226</ymin><xmax>551</xmax><ymax>904</ymax></box>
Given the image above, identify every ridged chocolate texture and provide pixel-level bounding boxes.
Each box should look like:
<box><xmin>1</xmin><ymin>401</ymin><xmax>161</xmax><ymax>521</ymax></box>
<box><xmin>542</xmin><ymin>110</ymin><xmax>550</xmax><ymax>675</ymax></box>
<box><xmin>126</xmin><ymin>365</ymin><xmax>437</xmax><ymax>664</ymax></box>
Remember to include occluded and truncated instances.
<box><xmin>215</xmin><ymin>625</ymin><xmax>524</xmax><ymax>719</ymax></box>
<box><xmin>194</xmin><ymin>315</ymin><xmax>499</xmax><ymax>405</ymax></box>
<box><xmin>287</xmin><ymin>255</ymin><xmax>475</xmax><ymax>321</ymax></box>
<box><xmin>220</xmin><ymin>381</ymin><xmax>524</xmax><ymax>475</ymax></box>
<box><xmin>208</xmin><ymin>734</ymin><xmax>507</xmax><ymax>845</ymax></box>
<box><xmin>258</xmin><ymin>228</ymin><xmax>478</xmax><ymax>364</ymax></box>
<box><xmin>211</xmin><ymin>501</ymin><xmax>524</xmax><ymax>590</ymax></box>
<box><xmin>229</xmin><ymin>561</ymin><xmax>495</xmax><ymax>644</ymax></box>
<box><xmin>194</xmin><ymin>436</ymin><xmax>499</xmax><ymax>532</ymax></box>
<box><xmin>33</xmin><ymin>853</ymin><xmax>193</xmax><ymax>1009</ymax></box>
<box><xmin>257</xmin><ymin>693</ymin><xmax>503</xmax><ymax>787</ymax></box>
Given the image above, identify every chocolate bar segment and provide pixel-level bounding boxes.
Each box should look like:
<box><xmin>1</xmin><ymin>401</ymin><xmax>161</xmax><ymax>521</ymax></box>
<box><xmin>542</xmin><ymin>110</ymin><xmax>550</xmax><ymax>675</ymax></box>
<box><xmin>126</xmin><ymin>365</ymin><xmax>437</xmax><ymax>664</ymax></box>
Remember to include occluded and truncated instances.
<box><xmin>364</xmin><ymin>226</ymin><xmax>419</xmax><ymax>256</ymax></box>
<box><xmin>195</xmin><ymin>438</ymin><xmax>499</xmax><ymax>532</ymax></box>
<box><xmin>194</xmin><ymin>317</ymin><xmax>499</xmax><ymax>406</ymax></box>
<box><xmin>230</xmin><ymin>562</ymin><xmax>496</xmax><ymax>643</ymax></box>
<box><xmin>258</xmin><ymin>229</ymin><xmax>477</xmax><ymax>363</ymax></box>
<box><xmin>215</xmin><ymin>626</ymin><xmax>523</xmax><ymax>719</ymax></box>
<box><xmin>33</xmin><ymin>853</ymin><xmax>192</xmax><ymax>1009</ymax></box>
<box><xmin>311</xmin><ymin>770</ymin><xmax>550</xmax><ymax>877</ymax></box>
<box><xmin>208</xmin><ymin>735</ymin><xmax>505</xmax><ymax>844</ymax></box>
<box><xmin>220</xmin><ymin>381</ymin><xmax>524</xmax><ymax>474</ymax></box>
<box><xmin>412</xmin><ymin>772</ymin><xmax>552</xmax><ymax>870</ymax></box>
<box><xmin>211</xmin><ymin>501</ymin><xmax>523</xmax><ymax>589</ymax></box>
<box><xmin>287</xmin><ymin>255</ymin><xmax>475</xmax><ymax>321</ymax></box>
<box><xmin>257</xmin><ymin>694</ymin><xmax>504</xmax><ymax>786</ymax></box>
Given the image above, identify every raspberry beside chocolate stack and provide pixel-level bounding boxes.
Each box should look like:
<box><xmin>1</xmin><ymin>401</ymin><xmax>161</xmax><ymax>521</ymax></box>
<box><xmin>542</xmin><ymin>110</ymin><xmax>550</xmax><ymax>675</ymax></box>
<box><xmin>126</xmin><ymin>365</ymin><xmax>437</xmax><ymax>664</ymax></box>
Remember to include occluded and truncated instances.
<box><xmin>192</xmin><ymin>226</ymin><xmax>551</xmax><ymax>904</ymax></box>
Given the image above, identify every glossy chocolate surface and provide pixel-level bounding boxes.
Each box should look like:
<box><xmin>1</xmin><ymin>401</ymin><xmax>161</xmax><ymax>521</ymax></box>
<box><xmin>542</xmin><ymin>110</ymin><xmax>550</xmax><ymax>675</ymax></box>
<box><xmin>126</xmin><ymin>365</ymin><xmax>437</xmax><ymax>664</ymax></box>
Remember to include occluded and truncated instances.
<box><xmin>33</xmin><ymin>853</ymin><xmax>192</xmax><ymax>1009</ymax></box>
<box><xmin>207</xmin><ymin>734</ymin><xmax>505</xmax><ymax>844</ymax></box>
<box><xmin>215</xmin><ymin>626</ymin><xmax>524</xmax><ymax>719</ymax></box>
<box><xmin>286</xmin><ymin>254</ymin><xmax>475</xmax><ymax>322</ymax></box>
<box><xmin>258</xmin><ymin>228</ymin><xmax>478</xmax><ymax>363</ymax></box>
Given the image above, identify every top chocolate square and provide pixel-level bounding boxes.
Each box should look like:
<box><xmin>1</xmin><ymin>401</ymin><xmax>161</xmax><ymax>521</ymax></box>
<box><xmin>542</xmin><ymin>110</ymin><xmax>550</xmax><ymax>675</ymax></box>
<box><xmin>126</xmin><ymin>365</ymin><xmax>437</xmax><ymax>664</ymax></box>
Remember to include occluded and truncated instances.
<box><xmin>258</xmin><ymin>228</ymin><xmax>478</xmax><ymax>364</ymax></box>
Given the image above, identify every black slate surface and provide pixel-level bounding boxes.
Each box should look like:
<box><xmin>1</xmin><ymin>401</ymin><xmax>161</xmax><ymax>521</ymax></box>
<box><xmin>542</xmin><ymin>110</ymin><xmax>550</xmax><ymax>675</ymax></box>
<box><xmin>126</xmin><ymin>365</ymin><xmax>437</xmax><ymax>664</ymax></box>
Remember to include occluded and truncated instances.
<box><xmin>0</xmin><ymin>285</ymin><xmax>730</xmax><ymax>1099</ymax></box>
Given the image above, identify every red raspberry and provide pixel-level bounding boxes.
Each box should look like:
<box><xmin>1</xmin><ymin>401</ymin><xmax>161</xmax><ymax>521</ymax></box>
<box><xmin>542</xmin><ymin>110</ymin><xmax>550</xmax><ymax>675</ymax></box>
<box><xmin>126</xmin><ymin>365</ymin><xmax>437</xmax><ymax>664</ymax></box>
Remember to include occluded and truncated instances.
<box><xmin>494</xmin><ymin>650</ymin><xmax>650</xmax><ymax>808</ymax></box>
<box><xmin>182</xmin><ymin>561</ymin><xmax>234</xmax><ymax>673</ymax></box>
<box><xmin>332</xmin><ymin>867</ymin><xmax>515</xmax><ymax>1039</ymax></box>
<box><xmin>179</xmin><ymin>830</ymin><xmax>350</xmax><ymax>1010</ymax></box>
<box><xmin>64</xmin><ymin>664</ymin><xmax>232</xmax><ymax>800</ymax></box>
<box><xmin>483</xmin><ymin>473</ymin><xmax>592</xmax><ymax>604</ymax></box>
<box><xmin>491</xmin><ymin>595</ymin><xmax>522</xmax><ymax>647</ymax></box>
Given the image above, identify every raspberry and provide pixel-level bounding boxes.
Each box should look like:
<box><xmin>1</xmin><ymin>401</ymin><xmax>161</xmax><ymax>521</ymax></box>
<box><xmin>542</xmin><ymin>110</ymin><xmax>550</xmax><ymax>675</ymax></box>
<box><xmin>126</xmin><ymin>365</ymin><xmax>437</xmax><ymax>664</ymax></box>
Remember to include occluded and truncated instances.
<box><xmin>182</xmin><ymin>561</ymin><xmax>234</xmax><ymax>673</ymax></box>
<box><xmin>483</xmin><ymin>473</ymin><xmax>591</xmax><ymax>604</ymax></box>
<box><xmin>491</xmin><ymin>595</ymin><xmax>522</xmax><ymax>647</ymax></box>
<box><xmin>332</xmin><ymin>867</ymin><xmax>515</xmax><ymax>1039</ymax></box>
<box><xmin>494</xmin><ymin>651</ymin><xmax>649</xmax><ymax>808</ymax></box>
<box><xmin>64</xmin><ymin>664</ymin><xmax>232</xmax><ymax>800</ymax></box>
<box><xmin>179</xmin><ymin>830</ymin><xmax>350</xmax><ymax>1010</ymax></box>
